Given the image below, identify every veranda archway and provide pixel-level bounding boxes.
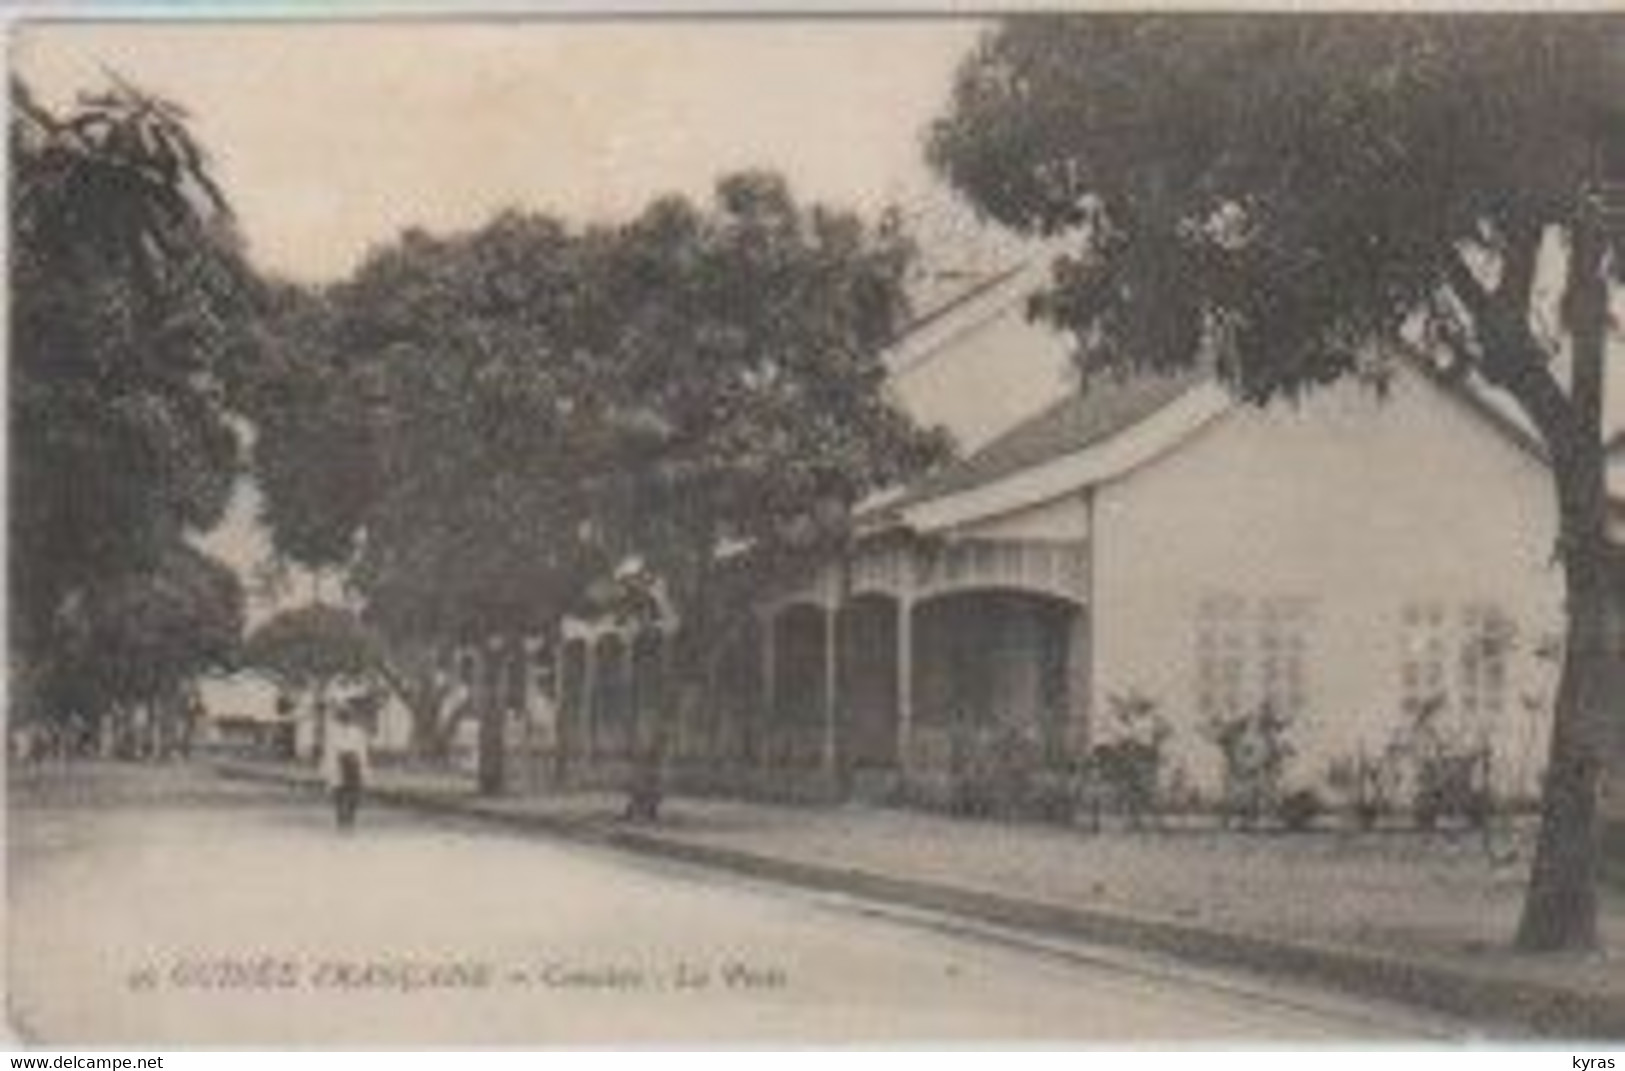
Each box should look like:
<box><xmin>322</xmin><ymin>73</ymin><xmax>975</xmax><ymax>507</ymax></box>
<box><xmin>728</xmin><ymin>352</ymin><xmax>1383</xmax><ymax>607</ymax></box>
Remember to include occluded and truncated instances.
<box><xmin>629</xmin><ymin>628</ymin><xmax>665</xmax><ymax>755</ymax></box>
<box><xmin>910</xmin><ymin>588</ymin><xmax>1085</xmax><ymax>765</ymax></box>
<box><xmin>590</xmin><ymin>633</ymin><xmax>631</xmax><ymax>760</ymax></box>
<box><xmin>766</xmin><ymin>602</ymin><xmax>830</xmax><ymax>767</ymax></box>
<box><xmin>710</xmin><ymin>618</ymin><xmax>764</xmax><ymax>764</ymax></box>
<box><xmin>556</xmin><ymin>638</ymin><xmax>588</xmax><ymax>772</ymax></box>
<box><xmin>837</xmin><ymin>593</ymin><xmax>901</xmax><ymax>771</ymax></box>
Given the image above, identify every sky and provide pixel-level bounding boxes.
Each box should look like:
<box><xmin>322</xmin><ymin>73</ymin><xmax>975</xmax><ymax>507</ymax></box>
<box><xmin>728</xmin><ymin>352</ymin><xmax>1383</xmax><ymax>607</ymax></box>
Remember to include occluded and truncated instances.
<box><xmin>14</xmin><ymin>18</ymin><xmax>988</xmax><ymax>283</ymax></box>
<box><xmin>14</xmin><ymin>16</ymin><xmax>1625</xmax><ymax>634</ymax></box>
<box><xmin>11</xmin><ymin>17</ymin><xmax>995</xmax><ymax>624</ymax></box>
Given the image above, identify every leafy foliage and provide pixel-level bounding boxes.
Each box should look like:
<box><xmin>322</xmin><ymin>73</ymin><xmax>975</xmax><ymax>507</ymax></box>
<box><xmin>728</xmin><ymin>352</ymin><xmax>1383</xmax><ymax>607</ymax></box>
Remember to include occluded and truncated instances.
<box><xmin>249</xmin><ymin>173</ymin><xmax>947</xmax><ymax>800</ymax></box>
<box><xmin>1327</xmin><ymin>751</ymin><xmax>1400</xmax><ymax>831</ymax></box>
<box><xmin>1204</xmin><ymin>701</ymin><xmax>1296</xmax><ymax>830</ymax></box>
<box><xmin>928</xmin><ymin>11</ymin><xmax>1625</xmax><ymax>951</ymax></box>
<box><xmin>949</xmin><ymin>721</ymin><xmax>1043</xmax><ymax>820</ymax></box>
<box><xmin>1087</xmin><ymin>690</ymin><xmax>1172</xmax><ymax>829</ymax></box>
<box><xmin>10</xmin><ymin>75</ymin><xmax>259</xmax><ymax>718</ymax></box>
<box><xmin>250</xmin><ymin>212</ymin><xmax>615</xmax><ymax>646</ymax></box>
<box><xmin>243</xmin><ymin>603</ymin><xmax>380</xmax><ymax>695</ymax></box>
<box><xmin>35</xmin><ymin>543</ymin><xmax>244</xmax><ymax>725</ymax></box>
<box><xmin>244</xmin><ymin>284</ymin><xmax>380</xmax><ymax>574</ymax></box>
<box><xmin>582</xmin><ymin>173</ymin><xmax>948</xmax><ymax>817</ymax></box>
<box><xmin>1392</xmin><ymin>695</ymin><xmax>1495</xmax><ymax>831</ymax></box>
<box><xmin>1277</xmin><ymin>787</ymin><xmax>1325</xmax><ymax>833</ymax></box>
<box><xmin>585</xmin><ymin>173</ymin><xmax>946</xmax><ymax>578</ymax></box>
<box><xmin>930</xmin><ymin>15</ymin><xmax>1623</xmax><ymax>401</ymax></box>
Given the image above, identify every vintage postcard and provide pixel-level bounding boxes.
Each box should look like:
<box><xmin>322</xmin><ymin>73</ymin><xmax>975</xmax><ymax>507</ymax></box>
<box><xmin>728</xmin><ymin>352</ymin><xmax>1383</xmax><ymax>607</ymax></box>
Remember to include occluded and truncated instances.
<box><xmin>8</xmin><ymin>9</ymin><xmax>1625</xmax><ymax>1048</ymax></box>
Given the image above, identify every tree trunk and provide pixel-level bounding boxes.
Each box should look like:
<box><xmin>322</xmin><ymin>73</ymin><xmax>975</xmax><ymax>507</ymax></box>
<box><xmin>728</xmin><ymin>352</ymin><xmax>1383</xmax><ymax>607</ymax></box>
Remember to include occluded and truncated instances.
<box><xmin>624</xmin><ymin>566</ymin><xmax>710</xmax><ymax>824</ymax></box>
<box><xmin>1516</xmin><ymin>492</ymin><xmax>1610</xmax><ymax>952</ymax></box>
<box><xmin>408</xmin><ymin>695</ymin><xmax>452</xmax><ymax>763</ymax></box>
<box><xmin>401</xmin><ymin>671</ymin><xmax>450</xmax><ymax>762</ymax></box>
<box><xmin>1515</xmin><ymin>207</ymin><xmax>1611</xmax><ymax>953</ymax></box>
<box><xmin>476</xmin><ymin>709</ymin><xmax>505</xmax><ymax>795</ymax></box>
<box><xmin>477</xmin><ymin>641</ymin><xmax>507</xmax><ymax>797</ymax></box>
<box><xmin>624</xmin><ymin>633</ymin><xmax>693</xmax><ymax>823</ymax></box>
<box><xmin>371</xmin><ymin>641</ymin><xmax>453</xmax><ymax>764</ymax></box>
<box><xmin>312</xmin><ymin>683</ymin><xmax>330</xmax><ymax>766</ymax></box>
<box><xmin>552</xmin><ymin>677</ymin><xmax>574</xmax><ymax>787</ymax></box>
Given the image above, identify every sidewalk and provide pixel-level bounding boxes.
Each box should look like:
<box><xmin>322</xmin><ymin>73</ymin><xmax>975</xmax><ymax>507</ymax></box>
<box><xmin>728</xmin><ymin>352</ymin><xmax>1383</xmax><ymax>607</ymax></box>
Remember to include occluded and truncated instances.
<box><xmin>215</xmin><ymin>756</ymin><xmax>1625</xmax><ymax>1038</ymax></box>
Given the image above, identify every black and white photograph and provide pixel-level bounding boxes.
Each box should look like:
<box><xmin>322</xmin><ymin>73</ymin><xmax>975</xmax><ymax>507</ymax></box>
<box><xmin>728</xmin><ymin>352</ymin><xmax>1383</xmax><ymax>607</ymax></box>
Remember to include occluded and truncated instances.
<box><xmin>8</xmin><ymin>9</ymin><xmax>1625</xmax><ymax>1048</ymax></box>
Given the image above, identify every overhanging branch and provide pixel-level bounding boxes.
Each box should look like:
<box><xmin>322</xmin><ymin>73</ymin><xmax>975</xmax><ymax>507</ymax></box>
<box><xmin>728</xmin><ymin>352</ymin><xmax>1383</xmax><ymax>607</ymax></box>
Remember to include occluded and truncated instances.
<box><xmin>1496</xmin><ymin>215</ymin><xmax>1544</xmax><ymax>326</ymax></box>
<box><xmin>1443</xmin><ymin>248</ymin><xmax>1581</xmax><ymax>467</ymax></box>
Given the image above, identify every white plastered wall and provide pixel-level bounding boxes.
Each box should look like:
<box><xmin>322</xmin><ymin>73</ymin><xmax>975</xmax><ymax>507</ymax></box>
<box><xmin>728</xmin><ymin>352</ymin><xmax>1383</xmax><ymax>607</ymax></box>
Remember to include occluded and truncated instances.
<box><xmin>1090</xmin><ymin>368</ymin><xmax>1563</xmax><ymax>800</ymax></box>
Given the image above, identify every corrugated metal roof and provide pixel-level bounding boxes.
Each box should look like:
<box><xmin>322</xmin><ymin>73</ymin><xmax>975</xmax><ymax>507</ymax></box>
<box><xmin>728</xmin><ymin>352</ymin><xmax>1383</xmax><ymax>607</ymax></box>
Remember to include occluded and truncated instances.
<box><xmin>887</xmin><ymin>367</ymin><xmax>1206</xmax><ymax>512</ymax></box>
<box><xmin>883</xmin><ymin>263</ymin><xmax>1030</xmax><ymax>377</ymax></box>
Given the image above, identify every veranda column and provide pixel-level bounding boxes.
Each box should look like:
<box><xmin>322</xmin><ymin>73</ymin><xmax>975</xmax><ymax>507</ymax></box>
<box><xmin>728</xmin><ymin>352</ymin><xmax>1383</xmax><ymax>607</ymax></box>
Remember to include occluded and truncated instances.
<box><xmin>1068</xmin><ymin>539</ymin><xmax>1094</xmax><ymax>761</ymax></box>
<box><xmin>551</xmin><ymin>638</ymin><xmax>565</xmax><ymax>774</ymax></box>
<box><xmin>822</xmin><ymin>603</ymin><xmax>839</xmax><ymax>780</ymax></box>
<box><xmin>553</xmin><ymin>635</ymin><xmax>579</xmax><ymax>785</ymax></box>
<box><xmin>522</xmin><ymin>634</ymin><xmax>541</xmax><ymax>793</ymax></box>
<box><xmin>897</xmin><ymin>597</ymin><xmax>914</xmax><ymax>774</ymax></box>
<box><xmin>622</xmin><ymin>635</ymin><xmax>636</xmax><ymax>760</ymax></box>
<box><xmin>580</xmin><ymin>634</ymin><xmax>597</xmax><ymax>764</ymax></box>
<box><xmin>475</xmin><ymin>637</ymin><xmax>506</xmax><ymax>796</ymax></box>
<box><xmin>702</xmin><ymin>635</ymin><xmax>720</xmax><ymax>762</ymax></box>
<box><xmin>1067</xmin><ymin>606</ymin><xmax>1093</xmax><ymax>759</ymax></box>
<box><xmin>760</xmin><ymin>610</ymin><xmax>777</xmax><ymax>767</ymax></box>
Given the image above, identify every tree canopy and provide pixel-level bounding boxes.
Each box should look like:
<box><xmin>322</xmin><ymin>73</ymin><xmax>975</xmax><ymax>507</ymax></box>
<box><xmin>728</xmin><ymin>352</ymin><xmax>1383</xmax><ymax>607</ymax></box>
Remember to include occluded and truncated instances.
<box><xmin>10</xmin><ymin>76</ymin><xmax>258</xmax><ymax>719</ymax></box>
<box><xmin>246</xmin><ymin>210</ymin><xmax>629</xmax><ymax>775</ymax></box>
<box><xmin>40</xmin><ymin>543</ymin><xmax>244</xmax><ymax>725</ymax></box>
<box><xmin>249</xmin><ymin>171</ymin><xmax>947</xmax><ymax>799</ymax></box>
<box><xmin>245</xmin><ymin>283</ymin><xmax>379</xmax><ymax>576</ymax></box>
<box><xmin>586</xmin><ymin>172</ymin><xmax>946</xmax><ymax>586</ymax></box>
<box><xmin>242</xmin><ymin>603</ymin><xmax>381</xmax><ymax>696</ymax></box>
<box><xmin>252</xmin><ymin>172</ymin><xmax>947</xmax><ymax>649</ymax></box>
<box><xmin>929</xmin><ymin>15</ymin><xmax>1625</xmax><ymax>405</ymax></box>
<box><xmin>928</xmin><ymin>13</ymin><xmax>1625</xmax><ymax>951</ymax></box>
<box><xmin>248</xmin><ymin>212</ymin><xmax>616</xmax><ymax>647</ymax></box>
<box><xmin>581</xmin><ymin>172</ymin><xmax>949</xmax><ymax>817</ymax></box>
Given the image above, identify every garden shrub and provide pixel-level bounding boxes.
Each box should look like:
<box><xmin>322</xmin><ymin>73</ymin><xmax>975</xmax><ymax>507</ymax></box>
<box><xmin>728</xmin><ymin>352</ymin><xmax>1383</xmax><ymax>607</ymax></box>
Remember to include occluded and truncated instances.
<box><xmin>1277</xmin><ymin>787</ymin><xmax>1324</xmax><ymax>832</ymax></box>
<box><xmin>949</xmin><ymin>720</ymin><xmax>1045</xmax><ymax>819</ymax></box>
<box><xmin>1393</xmin><ymin>696</ymin><xmax>1494</xmax><ymax>831</ymax></box>
<box><xmin>1204</xmin><ymin>700</ymin><xmax>1295</xmax><ymax>830</ymax></box>
<box><xmin>1327</xmin><ymin>750</ymin><xmax>1398</xmax><ymax>831</ymax></box>
<box><xmin>1087</xmin><ymin>691</ymin><xmax>1172</xmax><ymax>830</ymax></box>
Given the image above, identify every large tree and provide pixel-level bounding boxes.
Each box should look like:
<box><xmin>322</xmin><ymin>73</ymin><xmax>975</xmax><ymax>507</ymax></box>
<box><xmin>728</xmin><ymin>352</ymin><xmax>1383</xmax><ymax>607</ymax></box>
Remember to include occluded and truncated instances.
<box><xmin>250</xmin><ymin>177</ymin><xmax>946</xmax><ymax>804</ymax></box>
<box><xmin>246</xmin><ymin>282</ymin><xmax>380</xmax><ymax>581</ymax></box>
<box><xmin>39</xmin><ymin>542</ymin><xmax>243</xmax><ymax>755</ymax></box>
<box><xmin>11</xmin><ymin>76</ymin><xmax>258</xmax><ymax>723</ymax></box>
<box><xmin>587</xmin><ymin>172</ymin><xmax>949</xmax><ymax>820</ymax></box>
<box><xmin>248</xmin><ymin>214</ymin><xmax>614</xmax><ymax>787</ymax></box>
<box><xmin>928</xmin><ymin>14</ymin><xmax>1625</xmax><ymax>951</ymax></box>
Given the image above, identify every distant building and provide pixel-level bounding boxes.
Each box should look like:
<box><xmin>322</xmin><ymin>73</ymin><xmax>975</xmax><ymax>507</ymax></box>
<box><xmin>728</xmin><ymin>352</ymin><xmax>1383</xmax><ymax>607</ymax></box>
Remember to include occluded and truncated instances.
<box><xmin>199</xmin><ymin>671</ymin><xmax>415</xmax><ymax>760</ymax></box>
<box><xmin>197</xmin><ymin>673</ymin><xmax>287</xmax><ymax>755</ymax></box>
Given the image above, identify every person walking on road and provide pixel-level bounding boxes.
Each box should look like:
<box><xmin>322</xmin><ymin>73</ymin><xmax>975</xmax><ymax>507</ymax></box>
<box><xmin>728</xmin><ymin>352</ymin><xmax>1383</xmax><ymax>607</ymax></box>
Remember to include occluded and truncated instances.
<box><xmin>322</xmin><ymin>703</ymin><xmax>371</xmax><ymax>830</ymax></box>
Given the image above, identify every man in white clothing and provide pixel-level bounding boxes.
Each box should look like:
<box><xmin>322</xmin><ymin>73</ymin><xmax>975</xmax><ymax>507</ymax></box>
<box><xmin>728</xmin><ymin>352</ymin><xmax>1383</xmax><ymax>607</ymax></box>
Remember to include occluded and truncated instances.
<box><xmin>322</xmin><ymin>704</ymin><xmax>371</xmax><ymax>830</ymax></box>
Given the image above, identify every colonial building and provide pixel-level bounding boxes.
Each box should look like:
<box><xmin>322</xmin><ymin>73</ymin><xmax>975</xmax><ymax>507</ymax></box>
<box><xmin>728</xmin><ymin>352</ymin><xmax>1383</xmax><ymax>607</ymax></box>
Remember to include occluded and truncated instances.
<box><xmin>548</xmin><ymin>263</ymin><xmax>1576</xmax><ymax>811</ymax></box>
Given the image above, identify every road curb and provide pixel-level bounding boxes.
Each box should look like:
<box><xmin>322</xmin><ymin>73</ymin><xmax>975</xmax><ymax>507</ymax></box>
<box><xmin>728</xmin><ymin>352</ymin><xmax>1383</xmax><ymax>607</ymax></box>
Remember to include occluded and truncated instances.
<box><xmin>215</xmin><ymin>760</ymin><xmax>1625</xmax><ymax>1039</ymax></box>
